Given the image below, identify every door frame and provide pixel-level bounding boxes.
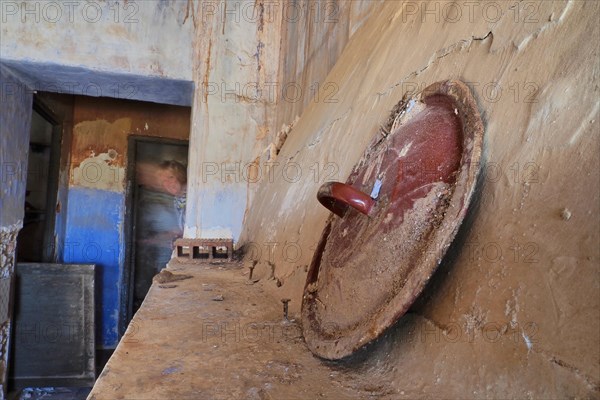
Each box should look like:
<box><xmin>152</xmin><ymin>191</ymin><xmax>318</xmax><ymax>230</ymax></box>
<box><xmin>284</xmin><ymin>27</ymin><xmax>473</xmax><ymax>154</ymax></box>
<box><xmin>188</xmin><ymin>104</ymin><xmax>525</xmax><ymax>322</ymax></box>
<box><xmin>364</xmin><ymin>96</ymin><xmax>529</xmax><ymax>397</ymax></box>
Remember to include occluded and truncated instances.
<box><xmin>119</xmin><ymin>135</ymin><xmax>188</xmax><ymax>337</ymax></box>
<box><xmin>31</xmin><ymin>96</ymin><xmax>62</xmax><ymax>263</ymax></box>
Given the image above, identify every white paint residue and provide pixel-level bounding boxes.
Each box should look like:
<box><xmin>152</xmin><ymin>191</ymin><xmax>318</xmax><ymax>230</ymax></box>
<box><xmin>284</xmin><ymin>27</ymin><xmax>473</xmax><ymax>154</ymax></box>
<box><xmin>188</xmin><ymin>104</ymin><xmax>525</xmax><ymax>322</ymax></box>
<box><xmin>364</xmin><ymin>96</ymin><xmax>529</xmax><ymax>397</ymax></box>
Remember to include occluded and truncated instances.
<box><xmin>278</xmin><ymin>182</ymin><xmax>312</xmax><ymax>219</ymax></box>
<box><xmin>569</xmin><ymin>100</ymin><xmax>599</xmax><ymax>146</ymax></box>
<box><xmin>370</xmin><ymin>179</ymin><xmax>383</xmax><ymax>198</ymax></box>
<box><xmin>405</xmin><ymin>99</ymin><xmax>417</xmax><ymax>114</ymax></box>
<box><xmin>145</xmin><ymin>123</ymin><xmax>149</xmax><ymax>130</ymax></box>
<box><xmin>399</xmin><ymin>141</ymin><xmax>413</xmax><ymax>157</ymax></box>
<box><xmin>522</xmin><ymin>331</ymin><xmax>533</xmax><ymax>351</ymax></box>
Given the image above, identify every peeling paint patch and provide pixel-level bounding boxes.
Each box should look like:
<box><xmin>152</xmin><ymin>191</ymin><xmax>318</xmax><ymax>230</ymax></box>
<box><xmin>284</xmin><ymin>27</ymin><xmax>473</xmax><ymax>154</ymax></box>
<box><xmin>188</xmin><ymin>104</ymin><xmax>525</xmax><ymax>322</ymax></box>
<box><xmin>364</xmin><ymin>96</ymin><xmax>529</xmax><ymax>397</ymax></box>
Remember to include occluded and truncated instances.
<box><xmin>0</xmin><ymin>222</ymin><xmax>22</xmax><ymax>278</ymax></box>
<box><xmin>72</xmin><ymin>151</ymin><xmax>126</xmax><ymax>192</ymax></box>
<box><xmin>71</xmin><ymin>118</ymin><xmax>131</xmax><ymax>167</ymax></box>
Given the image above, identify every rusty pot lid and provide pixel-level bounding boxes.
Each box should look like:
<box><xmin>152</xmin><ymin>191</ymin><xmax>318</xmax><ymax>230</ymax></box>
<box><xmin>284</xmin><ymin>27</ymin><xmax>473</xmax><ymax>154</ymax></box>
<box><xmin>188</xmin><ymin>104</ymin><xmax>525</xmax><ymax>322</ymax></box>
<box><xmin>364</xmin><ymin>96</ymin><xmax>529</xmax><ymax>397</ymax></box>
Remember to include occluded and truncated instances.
<box><xmin>302</xmin><ymin>80</ymin><xmax>484</xmax><ymax>360</ymax></box>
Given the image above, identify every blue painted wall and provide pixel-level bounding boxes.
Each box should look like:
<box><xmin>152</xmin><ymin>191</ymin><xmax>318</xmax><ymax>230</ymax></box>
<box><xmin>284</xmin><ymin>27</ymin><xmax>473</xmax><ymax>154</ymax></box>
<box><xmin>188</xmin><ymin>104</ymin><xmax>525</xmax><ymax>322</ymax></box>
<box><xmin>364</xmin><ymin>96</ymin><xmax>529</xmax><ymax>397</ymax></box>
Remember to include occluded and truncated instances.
<box><xmin>63</xmin><ymin>187</ymin><xmax>124</xmax><ymax>348</ymax></box>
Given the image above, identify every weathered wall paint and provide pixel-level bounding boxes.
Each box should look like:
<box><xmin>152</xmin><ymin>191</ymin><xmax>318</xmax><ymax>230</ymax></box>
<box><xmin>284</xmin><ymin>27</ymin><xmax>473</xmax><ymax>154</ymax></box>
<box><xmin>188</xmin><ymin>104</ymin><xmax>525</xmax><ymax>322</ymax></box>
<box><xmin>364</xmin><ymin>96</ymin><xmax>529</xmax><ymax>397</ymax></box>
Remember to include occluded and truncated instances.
<box><xmin>64</xmin><ymin>96</ymin><xmax>190</xmax><ymax>348</ymax></box>
<box><xmin>1</xmin><ymin>0</ymin><xmax>194</xmax><ymax>107</ymax></box>
<box><xmin>0</xmin><ymin>65</ymin><xmax>31</xmax><ymax>400</ymax></box>
<box><xmin>186</xmin><ymin>0</ymin><xmax>283</xmax><ymax>239</ymax></box>
<box><xmin>0</xmin><ymin>67</ymin><xmax>32</xmax><ymax>228</ymax></box>
<box><xmin>186</xmin><ymin>0</ymin><xmax>381</xmax><ymax>240</ymax></box>
<box><xmin>239</xmin><ymin>1</ymin><xmax>599</xmax><ymax>396</ymax></box>
<box><xmin>0</xmin><ymin>0</ymin><xmax>193</xmax><ymax>81</ymax></box>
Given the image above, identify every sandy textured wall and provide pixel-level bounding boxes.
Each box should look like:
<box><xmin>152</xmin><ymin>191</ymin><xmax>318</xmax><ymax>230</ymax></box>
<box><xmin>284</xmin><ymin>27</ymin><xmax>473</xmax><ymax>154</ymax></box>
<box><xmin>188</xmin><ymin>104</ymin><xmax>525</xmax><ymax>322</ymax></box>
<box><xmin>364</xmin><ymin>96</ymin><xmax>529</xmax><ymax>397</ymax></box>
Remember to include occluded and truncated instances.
<box><xmin>274</xmin><ymin>0</ymin><xmax>384</xmax><ymax>129</ymax></box>
<box><xmin>239</xmin><ymin>1</ymin><xmax>599</xmax><ymax>396</ymax></box>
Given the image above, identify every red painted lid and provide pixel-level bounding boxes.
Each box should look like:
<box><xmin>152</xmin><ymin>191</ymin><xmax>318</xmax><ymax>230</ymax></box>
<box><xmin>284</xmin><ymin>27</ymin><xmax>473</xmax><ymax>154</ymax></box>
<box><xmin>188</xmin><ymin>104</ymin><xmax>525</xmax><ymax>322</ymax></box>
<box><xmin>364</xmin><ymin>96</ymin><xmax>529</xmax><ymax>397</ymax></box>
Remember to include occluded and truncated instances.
<box><xmin>302</xmin><ymin>80</ymin><xmax>484</xmax><ymax>360</ymax></box>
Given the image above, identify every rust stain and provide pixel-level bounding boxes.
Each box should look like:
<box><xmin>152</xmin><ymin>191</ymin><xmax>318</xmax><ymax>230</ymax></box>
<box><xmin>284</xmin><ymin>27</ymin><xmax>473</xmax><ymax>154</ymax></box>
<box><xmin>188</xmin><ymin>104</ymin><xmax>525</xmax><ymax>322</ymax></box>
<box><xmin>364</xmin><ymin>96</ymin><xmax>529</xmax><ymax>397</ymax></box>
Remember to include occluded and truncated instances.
<box><xmin>255</xmin><ymin>125</ymin><xmax>269</xmax><ymax>140</ymax></box>
<box><xmin>255</xmin><ymin>0</ymin><xmax>265</xmax><ymax>33</ymax></box>
<box><xmin>183</xmin><ymin>0</ymin><xmax>191</xmax><ymax>25</ymax></box>
<box><xmin>150</xmin><ymin>61</ymin><xmax>166</xmax><ymax>77</ymax></box>
<box><xmin>222</xmin><ymin>1</ymin><xmax>226</xmax><ymax>34</ymax></box>
<box><xmin>106</xmin><ymin>24</ymin><xmax>128</xmax><ymax>37</ymax></box>
<box><xmin>110</xmin><ymin>55</ymin><xmax>131</xmax><ymax>71</ymax></box>
<box><xmin>203</xmin><ymin>38</ymin><xmax>213</xmax><ymax>104</ymax></box>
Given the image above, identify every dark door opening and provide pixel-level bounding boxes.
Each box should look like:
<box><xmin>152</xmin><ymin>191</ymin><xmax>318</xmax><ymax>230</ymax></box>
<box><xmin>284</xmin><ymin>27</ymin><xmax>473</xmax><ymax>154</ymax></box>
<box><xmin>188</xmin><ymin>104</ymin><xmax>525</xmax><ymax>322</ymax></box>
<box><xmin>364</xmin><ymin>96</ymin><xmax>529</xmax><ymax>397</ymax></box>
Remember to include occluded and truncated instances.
<box><xmin>122</xmin><ymin>137</ymin><xmax>188</xmax><ymax>332</ymax></box>
<box><xmin>16</xmin><ymin>98</ymin><xmax>61</xmax><ymax>263</ymax></box>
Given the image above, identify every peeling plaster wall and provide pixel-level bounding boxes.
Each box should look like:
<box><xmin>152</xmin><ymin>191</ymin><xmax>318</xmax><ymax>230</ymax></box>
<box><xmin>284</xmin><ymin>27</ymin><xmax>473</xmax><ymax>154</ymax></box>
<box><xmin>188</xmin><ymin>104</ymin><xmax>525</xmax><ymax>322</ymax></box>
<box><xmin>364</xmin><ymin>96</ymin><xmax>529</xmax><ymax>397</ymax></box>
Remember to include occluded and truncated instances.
<box><xmin>64</xmin><ymin>97</ymin><xmax>190</xmax><ymax>347</ymax></box>
<box><xmin>239</xmin><ymin>1</ymin><xmax>599</xmax><ymax>396</ymax></box>
<box><xmin>186</xmin><ymin>0</ymin><xmax>283</xmax><ymax>240</ymax></box>
<box><xmin>186</xmin><ymin>0</ymin><xmax>381</xmax><ymax>240</ymax></box>
<box><xmin>0</xmin><ymin>225</ymin><xmax>20</xmax><ymax>400</ymax></box>
<box><xmin>0</xmin><ymin>66</ymin><xmax>32</xmax><ymax>399</ymax></box>
<box><xmin>0</xmin><ymin>0</ymin><xmax>193</xmax><ymax>81</ymax></box>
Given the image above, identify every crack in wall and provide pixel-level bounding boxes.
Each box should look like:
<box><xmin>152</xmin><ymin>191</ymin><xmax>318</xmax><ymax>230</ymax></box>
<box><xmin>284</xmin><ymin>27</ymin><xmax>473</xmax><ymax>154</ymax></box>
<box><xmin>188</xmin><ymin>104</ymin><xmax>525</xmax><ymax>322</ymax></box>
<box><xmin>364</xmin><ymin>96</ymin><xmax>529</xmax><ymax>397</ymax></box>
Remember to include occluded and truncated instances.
<box><xmin>536</xmin><ymin>347</ymin><xmax>600</xmax><ymax>392</ymax></box>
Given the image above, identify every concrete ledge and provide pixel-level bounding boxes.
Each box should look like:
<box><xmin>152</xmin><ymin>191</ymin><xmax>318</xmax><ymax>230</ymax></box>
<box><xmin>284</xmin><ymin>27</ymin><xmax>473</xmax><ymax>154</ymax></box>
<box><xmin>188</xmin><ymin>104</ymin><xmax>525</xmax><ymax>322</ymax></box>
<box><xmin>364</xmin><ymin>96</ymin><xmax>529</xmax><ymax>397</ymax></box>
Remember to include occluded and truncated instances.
<box><xmin>87</xmin><ymin>262</ymin><xmax>370</xmax><ymax>400</ymax></box>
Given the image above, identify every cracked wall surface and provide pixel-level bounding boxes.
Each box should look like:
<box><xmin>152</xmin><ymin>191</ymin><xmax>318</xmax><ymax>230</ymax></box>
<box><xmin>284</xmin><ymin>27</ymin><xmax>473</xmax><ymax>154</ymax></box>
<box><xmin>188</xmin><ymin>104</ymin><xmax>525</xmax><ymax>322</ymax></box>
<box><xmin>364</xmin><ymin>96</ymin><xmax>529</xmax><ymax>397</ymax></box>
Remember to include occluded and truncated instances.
<box><xmin>238</xmin><ymin>0</ymin><xmax>599</xmax><ymax>396</ymax></box>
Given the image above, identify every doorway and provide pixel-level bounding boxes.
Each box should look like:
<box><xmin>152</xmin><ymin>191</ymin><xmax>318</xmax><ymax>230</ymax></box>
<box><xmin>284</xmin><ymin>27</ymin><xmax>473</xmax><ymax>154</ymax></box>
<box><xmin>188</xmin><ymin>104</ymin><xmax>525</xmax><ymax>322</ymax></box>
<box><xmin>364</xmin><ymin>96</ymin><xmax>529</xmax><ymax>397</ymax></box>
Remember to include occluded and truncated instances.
<box><xmin>16</xmin><ymin>98</ymin><xmax>61</xmax><ymax>263</ymax></box>
<box><xmin>122</xmin><ymin>137</ymin><xmax>189</xmax><ymax>333</ymax></box>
